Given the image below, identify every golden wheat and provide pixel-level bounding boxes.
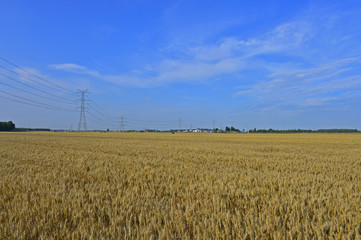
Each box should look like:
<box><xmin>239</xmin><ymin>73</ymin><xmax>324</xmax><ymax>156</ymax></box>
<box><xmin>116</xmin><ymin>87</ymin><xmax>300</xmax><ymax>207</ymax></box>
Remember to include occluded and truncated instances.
<box><xmin>0</xmin><ymin>132</ymin><xmax>360</xmax><ymax>239</ymax></box>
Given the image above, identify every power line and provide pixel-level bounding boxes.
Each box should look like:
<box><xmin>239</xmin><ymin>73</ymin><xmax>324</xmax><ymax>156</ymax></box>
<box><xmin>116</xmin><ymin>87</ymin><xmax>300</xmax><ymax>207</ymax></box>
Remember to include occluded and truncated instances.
<box><xmin>0</xmin><ymin>77</ymin><xmax>74</xmax><ymax>105</ymax></box>
<box><xmin>86</xmin><ymin>104</ymin><xmax>118</xmax><ymax>121</ymax></box>
<box><xmin>0</xmin><ymin>56</ymin><xmax>74</xmax><ymax>95</ymax></box>
<box><xmin>0</xmin><ymin>57</ymin><xmax>123</xmax><ymax>131</ymax></box>
<box><xmin>90</xmin><ymin>101</ymin><xmax>119</xmax><ymax>120</ymax></box>
<box><xmin>86</xmin><ymin>115</ymin><xmax>113</xmax><ymax>127</ymax></box>
<box><xmin>0</xmin><ymin>91</ymin><xmax>75</xmax><ymax>112</ymax></box>
<box><xmin>123</xmin><ymin>117</ymin><xmax>178</xmax><ymax>124</ymax></box>
<box><xmin>87</xmin><ymin>100</ymin><xmax>181</xmax><ymax>127</ymax></box>
<box><xmin>122</xmin><ymin>122</ymin><xmax>170</xmax><ymax>129</ymax></box>
<box><xmin>83</xmin><ymin>97</ymin><xmax>122</xmax><ymax>130</ymax></box>
<box><xmin>0</xmin><ymin>71</ymin><xmax>74</xmax><ymax>104</ymax></box>
<box><xmin>0</xmin><ymin>65</ymin><xmax>74</xmax><ymax>97</ymax></box>
<box><xmin>0</xmin><ymin>95</ymin><xmax>65</xmax><ymax>111</ymax></box>
<box><xmin>85</xmin><ymin>113</ymin><xmax>118</xmax><ymax>130</ymax></box>
<box><xmin>122</xmin><ymin>120</ymin><xmax>177</xmax><ymax>127</ymax></box>
<box><xmin>86</xmin><ymin>111</ymin><xmax>117</xmax><ymax>125</ymax></box>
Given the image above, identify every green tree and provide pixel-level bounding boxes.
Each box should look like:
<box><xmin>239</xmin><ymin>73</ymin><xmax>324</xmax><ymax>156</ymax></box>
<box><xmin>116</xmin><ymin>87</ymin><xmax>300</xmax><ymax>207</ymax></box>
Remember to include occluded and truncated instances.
<box><xmin>0</xmin><ymin>121</ymin><xmax>15</xmax><ymax>131</ymax></box>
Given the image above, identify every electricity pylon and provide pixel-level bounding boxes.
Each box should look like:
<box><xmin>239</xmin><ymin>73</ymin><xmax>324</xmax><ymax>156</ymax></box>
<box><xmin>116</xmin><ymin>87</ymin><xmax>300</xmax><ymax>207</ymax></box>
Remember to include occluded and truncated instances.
<box><xmin>78</xmin><ymin>89</ymin><xmax>88</xmax><ymax>131</ymax></box>
<box><xmin>119</xmin><ymin>115</ymin><xmax>124</xmax><ymax>131</ymax></box>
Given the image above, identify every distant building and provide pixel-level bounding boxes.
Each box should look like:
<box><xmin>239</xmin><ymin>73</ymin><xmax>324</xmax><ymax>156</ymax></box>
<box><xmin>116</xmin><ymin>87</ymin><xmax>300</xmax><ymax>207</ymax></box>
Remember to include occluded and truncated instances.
<box><xmin>191</xmin><ymin>128</ymin><xmax>212</xmax><ymax>133</ymax></box>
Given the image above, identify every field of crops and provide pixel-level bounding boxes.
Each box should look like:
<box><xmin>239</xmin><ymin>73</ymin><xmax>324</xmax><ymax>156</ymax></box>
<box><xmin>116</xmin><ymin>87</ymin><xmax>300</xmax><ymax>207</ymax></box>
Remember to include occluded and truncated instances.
<box><xmin>0</xmin><ymin>132</ymin><xmax>360</xmax><ymax>239</ymax></box>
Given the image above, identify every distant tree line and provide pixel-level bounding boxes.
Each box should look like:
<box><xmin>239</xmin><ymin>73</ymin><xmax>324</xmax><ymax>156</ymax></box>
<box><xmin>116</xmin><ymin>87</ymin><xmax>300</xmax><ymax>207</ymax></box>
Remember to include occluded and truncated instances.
<box><xmin>0</xmin><ymin>121</ymin><xmax>15</xmax><ymax>131</ymax></box>
<box><xmin>14</xmin><ymin>128</ymin><xmax>51</xmax><ymax>132</ymax></box>
<box><xmin>224</xmin><ymin>126</ymin><xmax>241</xmax><ymax>133</ymax></box>
<box><xmin>248</xmin><ymin>128</ymin><xmax>360</xmax><ymax>133</ymax></box>
<box><xmin>144</xmin><ymin>129</ymin><xmax>161</xmax><ymax>132</ymax></box>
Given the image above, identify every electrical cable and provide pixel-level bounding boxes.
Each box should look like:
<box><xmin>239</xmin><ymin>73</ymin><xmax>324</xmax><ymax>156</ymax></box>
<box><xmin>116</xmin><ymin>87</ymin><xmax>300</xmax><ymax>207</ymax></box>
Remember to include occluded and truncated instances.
<box><xmin>0</xmin><ymin>92</ymin><xmax>75</xmax><ymax>112</ymax></box>
<box><xmin>0</xmin><ymin>71</ymin><xmax>74</xmax><ymax>103</ymax></box>
<box><xmin>0</xmin><ymin>56</ymin><xmax>75</xmax><ymax>95</ymax></box>
<box><xmin>0</xmin><ymin>79</ymin><xmax>75</xmax><ymax>105</ymax></box>
<box><xmin>86</xmin><ymin>110</ymin><xmax>118</xmax><ymax>125</ymax></box>
<box><xmin>87</xmin><ymin>101</ymin><xmax>119</xmax><ymax>119</ymax></box>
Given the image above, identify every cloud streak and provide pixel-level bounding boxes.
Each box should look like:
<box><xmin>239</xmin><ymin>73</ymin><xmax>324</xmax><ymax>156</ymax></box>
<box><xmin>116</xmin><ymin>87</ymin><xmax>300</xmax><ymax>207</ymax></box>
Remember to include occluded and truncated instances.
<box><xmin>235</xmin><ymin>58</ymin><xmax>361</xmax><ymax>109</ymax></box>
<box><xmin>49</xmin><ymin>4</ymin><xmax>361</xmax><ymax>110</ymax></box>
<box><xmin>50</xmin><ymin>19</ymin><xmax>314</xmax><ymax>88</ymax></box>
<box><xmin>50</xmin><ymin>63</ymin><xmax>100</xmax><ymax>77</ymax></box>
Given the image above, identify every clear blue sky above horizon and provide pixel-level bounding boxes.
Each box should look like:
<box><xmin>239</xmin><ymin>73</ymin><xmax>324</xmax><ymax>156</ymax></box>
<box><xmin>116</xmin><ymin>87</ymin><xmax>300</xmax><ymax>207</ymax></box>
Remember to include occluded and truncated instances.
<box><xmin>1</xmin><ymin>0</ymin><xmax>361</xmax><ymax>130</ymax></box>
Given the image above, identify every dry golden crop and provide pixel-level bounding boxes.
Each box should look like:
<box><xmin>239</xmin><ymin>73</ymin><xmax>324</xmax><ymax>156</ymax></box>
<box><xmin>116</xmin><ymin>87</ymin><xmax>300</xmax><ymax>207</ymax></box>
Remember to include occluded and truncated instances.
<box><xmin>0</xmin><ymin>132</ymin><xmax>360</xmax><ymax>239</ymax></box>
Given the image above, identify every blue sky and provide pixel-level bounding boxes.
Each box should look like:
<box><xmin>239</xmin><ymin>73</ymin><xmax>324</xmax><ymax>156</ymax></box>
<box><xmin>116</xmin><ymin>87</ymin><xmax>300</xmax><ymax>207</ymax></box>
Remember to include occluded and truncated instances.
<box><xmin>1</xmin><ymin>0</ymin><xmax>361</xmax><ymax>130</ymax></box>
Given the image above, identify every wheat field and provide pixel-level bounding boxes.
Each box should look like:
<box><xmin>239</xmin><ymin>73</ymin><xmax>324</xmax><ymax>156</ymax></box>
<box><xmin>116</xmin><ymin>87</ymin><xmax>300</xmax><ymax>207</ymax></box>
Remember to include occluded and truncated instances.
<box><xmin>0</xmin><ymin>132</ymin><xmax>360</xmax><ymax>239</ymax></box>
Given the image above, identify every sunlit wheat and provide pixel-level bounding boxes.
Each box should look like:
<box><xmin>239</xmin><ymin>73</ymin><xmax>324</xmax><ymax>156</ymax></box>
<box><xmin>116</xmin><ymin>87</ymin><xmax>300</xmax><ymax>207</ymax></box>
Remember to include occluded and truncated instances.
<box><xmin>0</xmin><ymin>132</ymin><xmax>360</xmax><ymax>239</ymax></box>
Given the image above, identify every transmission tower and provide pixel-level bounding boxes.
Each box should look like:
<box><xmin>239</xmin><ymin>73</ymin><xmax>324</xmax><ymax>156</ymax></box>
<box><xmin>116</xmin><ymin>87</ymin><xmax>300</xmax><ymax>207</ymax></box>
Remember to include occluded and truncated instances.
<box><xmin>119</xmin><ymin>115</ymin><xmax>124</xmax><ymax>132</ymax></box>
<box><xmin>78</xmin><ymin>89</ymin><xmax>88</xmax><ymax>131</ymax></box>
<box><xmin>178</xmin><ymin>117</ymin><xmax>181</xmax><ymax>132</ymax></box>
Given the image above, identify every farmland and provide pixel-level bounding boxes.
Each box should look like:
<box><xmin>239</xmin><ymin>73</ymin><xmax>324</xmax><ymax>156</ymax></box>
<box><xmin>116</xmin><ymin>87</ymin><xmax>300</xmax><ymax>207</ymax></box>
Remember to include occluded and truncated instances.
<box><xmin>0</xmin><ymin>132</ymin><xmax>360</xmax><ymax>239</ymax></box>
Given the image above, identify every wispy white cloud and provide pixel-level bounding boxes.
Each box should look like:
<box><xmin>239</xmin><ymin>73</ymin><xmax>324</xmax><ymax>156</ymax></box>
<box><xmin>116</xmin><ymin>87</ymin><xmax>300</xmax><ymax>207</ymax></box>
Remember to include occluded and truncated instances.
<box><xmin>267</xmin><ymin>58</ymin><xmax>356</xmax><ymax>80</ymax></box>
<box><xmin>50</xmin><ymin>20</ymin><xmax>312</xmax><ymax>87</ymax></box>
<box><xmin>301</xmin><ymin>97</ymin><xmax>339</xmax><ymax>107</ymax></box>
<box><xmin>50</xmin><ymin>63</ymin><xmax>100</xmax><ymax>77</ymax></box>
<box><xmin>234</xmin><ymin>58</ymin><xmax>361</xmax><ymax>109</ymax></box>
<box><xmin>155</xmin><ymin>19</ymin><xmax>315</xmax><ymax>84</ymax></box>
<box><xmin>50</xmin><ymin>5</ymin><xmax>360</xmax><ymax>93</ymax></box>
<box><xmin>13</xmin><ymin>67</ymin><xmax>48</xmax><ymax>83</ymax></box>
<box><xmin>50</xmin><ymin>58</ymin><xmax>246</xmax><ymax>88</ymax></box>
